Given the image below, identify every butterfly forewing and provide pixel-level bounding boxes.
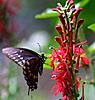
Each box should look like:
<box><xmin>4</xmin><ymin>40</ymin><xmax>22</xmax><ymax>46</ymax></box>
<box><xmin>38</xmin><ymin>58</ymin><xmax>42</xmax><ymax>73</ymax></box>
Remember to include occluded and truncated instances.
<box><xmin>2</xmin><ymin>47</ymin><xmax>45</xmax><ymax>95</ymax></box>
<box><xmin>2</xmin><ymin>48</ymin><xmax>40</xmax><ymax>67</ymax></box>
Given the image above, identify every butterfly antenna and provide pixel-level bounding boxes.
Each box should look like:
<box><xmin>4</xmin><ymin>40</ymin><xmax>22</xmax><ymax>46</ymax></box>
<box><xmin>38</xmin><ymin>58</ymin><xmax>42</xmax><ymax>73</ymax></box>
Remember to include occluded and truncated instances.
<box><xmin>37</xmin><ymin>43</ymin><xmax>41</xmax><ymax>53</ymax></box>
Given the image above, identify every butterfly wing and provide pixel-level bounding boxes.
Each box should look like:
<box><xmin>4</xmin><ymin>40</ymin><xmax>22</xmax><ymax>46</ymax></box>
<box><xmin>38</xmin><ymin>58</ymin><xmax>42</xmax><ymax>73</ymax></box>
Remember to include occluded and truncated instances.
<box><xmin>2</xmin><ymin>47</ymin><xmax>44</xmax><ymax>94</ymax></box>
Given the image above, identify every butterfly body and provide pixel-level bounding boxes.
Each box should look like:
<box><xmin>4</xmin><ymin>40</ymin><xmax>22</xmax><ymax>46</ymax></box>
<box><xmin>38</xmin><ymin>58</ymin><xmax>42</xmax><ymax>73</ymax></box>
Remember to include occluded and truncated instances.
<box><xmin>2</xmin><ymin>47</ymin><xmax>45</xmax><ymax>94</ymax></box>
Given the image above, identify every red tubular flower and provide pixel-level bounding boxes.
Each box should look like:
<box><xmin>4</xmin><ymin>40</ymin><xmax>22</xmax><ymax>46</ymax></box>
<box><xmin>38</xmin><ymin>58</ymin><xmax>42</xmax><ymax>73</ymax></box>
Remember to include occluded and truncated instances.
<box><xmin>67</xmin><ymin>0</ymin><xmax>74</xmax><ymax>4</ymax></box>
<box><xmin>81</xmin><ymin>56</ymin><xmax>90</xmax><ymax>65</ymax></box>
<box><xmin>50</xmin><ymin>0</ymin><xmax>90</xmax><ymax>100</ymax></box>
<box><xmin>55</xmin><ymin>36</ymin><xmax>62</xmax><ymax>45</ymax></box>
<box><xmin>56</xmin><ymin>24</ymin><xmax>63</xmax><ymax>35</ymax></box>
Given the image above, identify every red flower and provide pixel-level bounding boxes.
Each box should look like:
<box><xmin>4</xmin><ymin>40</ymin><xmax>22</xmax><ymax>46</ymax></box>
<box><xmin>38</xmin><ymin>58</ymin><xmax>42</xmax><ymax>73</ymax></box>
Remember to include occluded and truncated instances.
<box><xmin>50</xmin><ymin>46</ymin><xmax>80</xmax><ymax>99</ymax></box>
<box><xmin>50</xmin><ymin>0</ymin><xmax>89</xmax><ymax>99</ymax></box>
<box><xmin>73</xmin><ymin>44</ymin><xmax>90</xmax><ymax>69</ymax></box>
<box><xmin>81</xmin><ymin>56</ymin><xmax>90</xmax><ymax>65</ymax></box>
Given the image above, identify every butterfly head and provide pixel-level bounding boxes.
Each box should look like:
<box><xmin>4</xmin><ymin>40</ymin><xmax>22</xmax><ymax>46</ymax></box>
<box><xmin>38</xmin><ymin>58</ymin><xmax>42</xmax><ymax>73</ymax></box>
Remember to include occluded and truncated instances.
<box><xmin>41</xmin><ymin>53</ymin><xmax>47</xmax><ymax>63</ymax></box>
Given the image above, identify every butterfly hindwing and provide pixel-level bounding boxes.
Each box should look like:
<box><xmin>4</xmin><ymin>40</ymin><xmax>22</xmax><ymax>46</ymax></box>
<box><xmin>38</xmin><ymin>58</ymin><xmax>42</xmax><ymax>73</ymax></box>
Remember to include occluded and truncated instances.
<box><xmin>2</xmin><ymin>47</ymin><xmax>45</xmax><ymax>94</ymax></box>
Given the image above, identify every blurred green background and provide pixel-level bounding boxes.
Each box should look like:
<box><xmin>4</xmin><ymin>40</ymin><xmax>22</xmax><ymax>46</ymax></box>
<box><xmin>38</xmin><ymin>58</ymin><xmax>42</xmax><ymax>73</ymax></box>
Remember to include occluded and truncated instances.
<box><xmin>0</xmin><ymin>0</ymin><xmax>95</xmax><ymax>100</ymax></box>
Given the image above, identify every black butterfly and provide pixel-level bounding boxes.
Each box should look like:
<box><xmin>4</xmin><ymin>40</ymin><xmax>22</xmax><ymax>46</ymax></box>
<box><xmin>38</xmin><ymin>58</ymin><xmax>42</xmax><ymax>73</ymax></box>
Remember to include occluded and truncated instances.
<box><xmin>2</xmin><ymin>47</ymin><xmax>45</xmax><ymax>95</ymax></box>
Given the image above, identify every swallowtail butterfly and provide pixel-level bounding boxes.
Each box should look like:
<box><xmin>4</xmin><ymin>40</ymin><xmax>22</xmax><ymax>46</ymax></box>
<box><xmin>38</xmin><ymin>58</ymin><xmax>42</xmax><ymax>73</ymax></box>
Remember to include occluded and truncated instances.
<box><xmin>2</xmin><ymin>47</ymin><xmax>45</xmax><ymax>95</ymax></box>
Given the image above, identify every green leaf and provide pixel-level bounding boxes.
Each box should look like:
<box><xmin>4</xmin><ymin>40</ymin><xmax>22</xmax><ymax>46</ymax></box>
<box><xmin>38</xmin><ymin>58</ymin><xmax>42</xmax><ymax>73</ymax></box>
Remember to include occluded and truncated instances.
<box><xmin>9</xmin><ymin>77</ymin><xmax>18</xmax><ymax>95</ymax></box>
<box><xmin>35</xmin><ymin>0</ymin><xmax>90</xmax><ymax>19</ymax></box>
<box><xmin>84</xmin><ymin>84</ymin><xmax>95</xmax><ymax>100</ymax></box>
<box><xmin>88</xmin><ymin>23</ymin><xmax>95</xmax><ymax>32</ymax></box>
<box><xmin>88</xmin><ymin>42</ymin><xmax>95</xmax><ymax>55</ymax></box>
<box><xmin>43</xmin><ymin>53</ymin><xmax>51</xmax><ymax>69</ymax></box>
<box><xmin>76</xmin><ymin>0</ymin><xmax>90</xmax><ymax>8</ymax></box>
<box><xmin>35</xmin><ymin>8</ymin><xmax>58</xmax><ymax>19</ymax></box>
<box><xmin>78</xmin><ymin>82</ymin><xmax>95</xmax><ymax>100</ymax></box>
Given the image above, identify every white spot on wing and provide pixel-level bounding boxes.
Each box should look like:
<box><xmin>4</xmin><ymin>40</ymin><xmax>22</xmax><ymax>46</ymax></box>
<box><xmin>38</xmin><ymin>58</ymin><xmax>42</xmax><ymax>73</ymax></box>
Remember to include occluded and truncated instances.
<box><xmin>22</xmin><ymin>60</ymin><xmax>25</xmax><ymax>63</ymax></box>
<box><xmin>12</xmin><ymin>57</ymin><xmax>16</xmax><ymax>60</ymax></box>
<box><xmin>17</xmin><ymin>55</ymin><xmax>21</xmax><ymax>57</ymax></box>
<box><xmin>9</xmin><ymin>55</ymin><xmax>14</xmax><ymax>57</ymax></box>
<box><xmin>20</xmin><ymin>50</ymin><xmax>23</xmax><ymax>53</ymax></box>
<box><xmin>15</xmin><ymin>59</ymin><xmax>19</xmax><ymax>62</ymax></box>
<box><xmin>15</xmin><ymin>54</ymin><xmax>18</xmax><ymax>56</ymax></box>
<box><xmin>20</xmin><ymin>57</ymin><xmax>23</xmax><ymax>60</ymax></box>
<box><xmin>18</xmin><ymin>61</ymin><xmax>23</xmax><ymax>66</ymax></box>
